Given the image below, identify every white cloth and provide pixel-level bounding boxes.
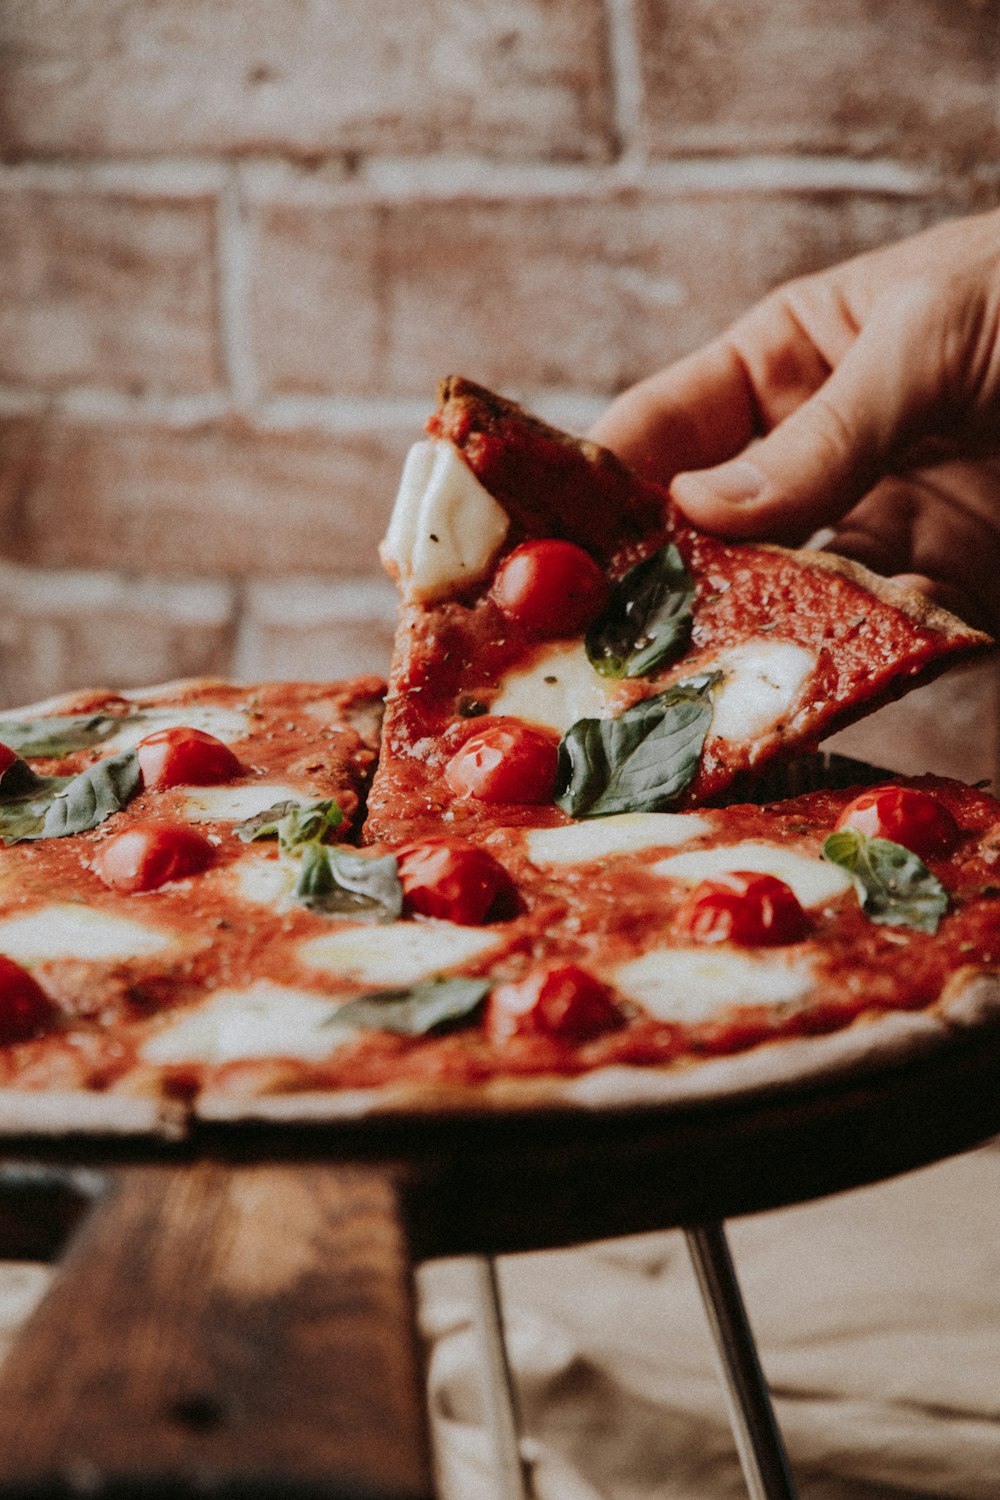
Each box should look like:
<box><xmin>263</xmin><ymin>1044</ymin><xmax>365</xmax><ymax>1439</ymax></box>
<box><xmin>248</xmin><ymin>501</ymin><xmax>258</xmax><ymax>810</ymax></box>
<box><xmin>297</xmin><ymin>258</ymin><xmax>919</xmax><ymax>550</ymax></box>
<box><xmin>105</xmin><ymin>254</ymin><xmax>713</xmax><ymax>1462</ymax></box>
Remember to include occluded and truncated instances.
<box><xmin>418</xmin><ymin>1144</ymin><xmax>1000</xmax><ymax>1499</ymax></box>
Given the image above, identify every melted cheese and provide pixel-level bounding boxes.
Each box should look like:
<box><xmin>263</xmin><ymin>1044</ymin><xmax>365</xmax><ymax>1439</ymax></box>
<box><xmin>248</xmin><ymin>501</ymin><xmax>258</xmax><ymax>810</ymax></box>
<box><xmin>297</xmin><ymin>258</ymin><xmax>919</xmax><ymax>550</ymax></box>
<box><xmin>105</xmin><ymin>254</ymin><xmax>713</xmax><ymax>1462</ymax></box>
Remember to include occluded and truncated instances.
<box><xmin>525</xmin><ymin>812</ymin><xmax>714</xmax><ymax>866</ymax></box>
<box><xmin>490</xmin><ymin>641</ymin><xmax>626</xmax><ymax>733</ymax></box>
<box><xmin>300</xmin><ymin>920</ymin><xmax>502</xmax><ymax>988</ymax></box>
<box><xmin>141</xmin><ymin>982</ymin><xmax>351</xmax><ymax>1065</ymax></box>
<box><xmin>0</xmin><ymin>904</ymin><xmax>176</xmax><ymax>963</ymax></box>
<box><xmin>380</xmin><ymin>439</ymin><xmax>510</xmax><ymax>602</ymax></box>
<box><xmin>708</xmin><ymin>639</ymin><xmax>816</xmax><ymax>745</ymax></box>
<box><xmin>180</xmin><ymin>783</ymin><xmax>308</xmax><ymax>823</ymax></box>
<box><xmin>103</xmin><ymin>705</ymin><xmax>250</xmax><ymax>752</ymax></box>
<box><xmin>613</xmin><ymin>946</ymin><xmax>818</xmax><ymax>1025</ymax></box>
<box><xmin>652</xmin><ymin>841</ymin><xmax>852</xmax><ymax>909</ymax></box>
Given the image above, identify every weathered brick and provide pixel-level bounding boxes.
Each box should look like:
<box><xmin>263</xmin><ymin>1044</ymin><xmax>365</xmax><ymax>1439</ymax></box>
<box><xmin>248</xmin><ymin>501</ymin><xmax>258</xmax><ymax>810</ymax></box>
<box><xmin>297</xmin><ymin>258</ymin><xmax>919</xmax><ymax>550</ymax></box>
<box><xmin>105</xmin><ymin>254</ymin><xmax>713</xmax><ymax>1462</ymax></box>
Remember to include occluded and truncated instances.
<box><xmin>249</xmin><ymin>188</ymin><xmax>959</xmax><ymax>398</ymax></box>
<box><xmin>233</xmin><ymin>577</ymin><xmax>397</xmax><ymax>683</ymax></box>
<box><xmin>1</xmin><ymin>413</ymin><xmax>410</xmax><ymax>578</ymax></box>
<box><xmin>0</xmin><ymin>562</ymin><xmax>235</xmax><ymax>709</ymax></box>
<box><xmin>637</xmin><ymin>0</ymin><xmax>1000</xmax><ymax>167</ymax></box>
<box><xmin>0</xmin><ymin>0</ymin><xmax>613</xmax><ymax>164</ymax></box>
<box><xmin>0</xmin><ymin>186</ymin><xmax>221</xmax><ymax>394</ymax></box>
<box><xmin>826</xmin><ymin>661</ymin><xmax>1000</xmax><ymax>789</ymax></box>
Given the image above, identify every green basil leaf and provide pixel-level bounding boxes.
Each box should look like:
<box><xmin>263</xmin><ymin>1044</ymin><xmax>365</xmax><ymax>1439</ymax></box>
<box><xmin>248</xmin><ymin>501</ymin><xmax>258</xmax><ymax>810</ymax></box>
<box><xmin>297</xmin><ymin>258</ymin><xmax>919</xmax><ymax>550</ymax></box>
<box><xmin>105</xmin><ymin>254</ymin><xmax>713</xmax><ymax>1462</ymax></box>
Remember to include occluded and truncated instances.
<box><xmin>0</xmin><ymin>713</ymin><xmax>136</xmax><ymax>759</ymax></box>
<box><xmin>294</xmin><ymin>845</ymin><xmax>403</xmax><ymax>922</ymax></box>
<box><xmin>236</xmin><ymin>798</ymin><xmax>343</xmax><ymax>850</ymax></box>
<box><xmin>323</xmin><ymin>976</ymin><xmax>490</xmax><ymax>1037</ymax></box>
<box><xmin>556</xmin><ymin>675</ymin><xmax>717</xmax><ymax>819</ymax></box>
<box><xmin>586</xmin><ymin>544</ymin><xmax>695</xmax><ymax>680</ymax></box>
<box><xmin>0</xmin><ymin>750</ymin><xmax>141</xmax><ymax>844</ymax></box>
<box><xmin>40</xmin><ymin>751</ymin><xmax>142</xmax><ymax>839</ymax></box>
<box><xmin>822</xmin><ymin>829</ymin><xmax>949</xmax><ymax>933</ymax></box>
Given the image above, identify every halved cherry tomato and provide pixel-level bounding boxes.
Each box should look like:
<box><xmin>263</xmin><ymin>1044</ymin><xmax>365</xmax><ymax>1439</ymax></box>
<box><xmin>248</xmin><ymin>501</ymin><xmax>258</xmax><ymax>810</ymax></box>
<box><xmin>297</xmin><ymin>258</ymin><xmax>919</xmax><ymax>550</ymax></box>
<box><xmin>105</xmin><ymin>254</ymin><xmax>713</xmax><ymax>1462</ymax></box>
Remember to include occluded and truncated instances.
<box><xmin>0</xmin><ymin>742</ymin><xmax>18</xmax><ymax>777</ymax></box>
<box><xmin>485</xmin><ymin>963</ymin><xmax>622</xmax><ymax>1044</ymax></box>
<box><xmin>834</xmin><ymin>785</ymin><xmax>959</xmax><ymax>859</ymax></box>
<box><xmin>491</xmin><ymin>540</ymin><xmax>610</xmax><ymax>637</ymax></box>
<box><xmin>396</xmin><ymin>837</ymin><xmax>514</xmax><ymax>925</ymax></box>
<box><xmin>444</xmin><ymin>722</ymin><xmax>559</xmax><ymax>804</ymax></box>
<box><xmin>0</xmin><ymin>956</ymin><xmax>57</xmax><ymax>1045</ymax></box>
<box><xmin>92</xmin><ymin>822</ymin><xmax>215</xmax><ymax>892</ymax></box>
<box><xmin>136</xmin><ymin>727</ymin><xmax>241</xmax><ymax>790</ymax></box>
<box><xmin>675</xmin><ymin>871</ymin><xmax>809</xmax><ymax>947</ymax></box>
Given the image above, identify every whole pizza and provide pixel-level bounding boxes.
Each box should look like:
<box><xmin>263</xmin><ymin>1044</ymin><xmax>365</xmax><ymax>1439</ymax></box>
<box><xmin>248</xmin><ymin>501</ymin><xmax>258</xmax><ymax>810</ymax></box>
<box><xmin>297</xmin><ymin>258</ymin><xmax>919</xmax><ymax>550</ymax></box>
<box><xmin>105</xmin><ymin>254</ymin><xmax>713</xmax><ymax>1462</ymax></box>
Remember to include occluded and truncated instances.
<box><xmin>0</xmin><ymin>380</ymin><xmax>997</xmax><ymax>1132</ymax></box>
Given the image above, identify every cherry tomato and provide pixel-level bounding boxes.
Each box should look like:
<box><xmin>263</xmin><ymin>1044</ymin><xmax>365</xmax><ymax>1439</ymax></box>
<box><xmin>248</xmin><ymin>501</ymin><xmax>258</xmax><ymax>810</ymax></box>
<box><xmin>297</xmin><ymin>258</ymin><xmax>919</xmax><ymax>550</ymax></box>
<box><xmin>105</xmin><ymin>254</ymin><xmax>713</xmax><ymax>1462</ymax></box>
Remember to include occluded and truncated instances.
<box><xmin>675</xmin><ymin>871</ymin><xmax>809</xmax><ymax>947</ymax></box>
<box><xmin>136</xmin><ymin>727</ymin><xmax>241</xmax><ymax>790</ymax></box>
<box><xmin>444</xmin><ymin>722</ymin><xmax>559</xmax><ymax>804</ymax></box>
<box><xmin>396</xmin><ymin>838</ymin><xmax>514</xmax><ymax>925</ymax></box>
<box><xmin>491</xmin><ymin>540</ymin><xmax>610</xmax><ymax>638</ymax></box>
<box><xmin>0</xmin><ymin>742</ymin><xmax>18</xmax><ymax>777</ymax></box>
<box><xmin>485</xmin><ymin>963</ymin><xmax>622</xmax><ymax>1044</ymax></box>
<box><xmin>0</xmin><ymin>956</ymin><xmax>57</xmax><ymax>1046</ymax></box>
<box><xmin>834</xmin><ymin>785</ymin><xmax>960</xmax><ymax>859</ymax></box>
<box><xmin>92</xmin><ymin>822</ymin><xmax>215</xmax><ymax>893</ymax></box>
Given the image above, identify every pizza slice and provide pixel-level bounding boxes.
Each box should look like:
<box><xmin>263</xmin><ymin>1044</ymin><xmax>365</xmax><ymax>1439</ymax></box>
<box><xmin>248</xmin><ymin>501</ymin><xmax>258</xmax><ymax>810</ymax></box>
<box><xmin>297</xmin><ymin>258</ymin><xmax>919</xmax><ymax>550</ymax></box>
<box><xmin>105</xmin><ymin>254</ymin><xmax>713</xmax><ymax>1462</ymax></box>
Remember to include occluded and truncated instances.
<box><xmin>366</xmin><ymin>377</ymin><xmax>992</xmax><ymax>843</ymax></box>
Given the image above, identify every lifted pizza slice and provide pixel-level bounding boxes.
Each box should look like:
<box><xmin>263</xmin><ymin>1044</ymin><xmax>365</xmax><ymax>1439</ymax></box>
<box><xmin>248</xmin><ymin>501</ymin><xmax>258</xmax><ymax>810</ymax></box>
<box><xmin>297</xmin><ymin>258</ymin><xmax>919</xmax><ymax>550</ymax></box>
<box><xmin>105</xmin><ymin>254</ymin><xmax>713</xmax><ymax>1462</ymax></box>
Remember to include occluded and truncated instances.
<box><xmin>367</xmin><ymin>376</ymin><xmax>992</xmax><ymax>842</ymax></box>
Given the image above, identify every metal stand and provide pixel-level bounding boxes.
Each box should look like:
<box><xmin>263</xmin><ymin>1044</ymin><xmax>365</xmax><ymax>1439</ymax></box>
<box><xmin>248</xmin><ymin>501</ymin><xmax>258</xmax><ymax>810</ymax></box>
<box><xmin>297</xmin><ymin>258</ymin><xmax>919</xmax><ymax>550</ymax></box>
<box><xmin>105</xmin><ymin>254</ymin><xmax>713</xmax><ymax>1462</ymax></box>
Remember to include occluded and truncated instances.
<box><xmin>685</xmin><ymin>1223</ymin><xmax>799</xmax><ymax>1500</ymax></box>
<box><xmin>469</xmin><ymin>1222</ymin><xmax>798</xmax><ymax>1500</ymax></box>
<box><xmin>469</xmin><ymin>1255</ymin><xmax>534</xmax><ymax>1500</ymax></box>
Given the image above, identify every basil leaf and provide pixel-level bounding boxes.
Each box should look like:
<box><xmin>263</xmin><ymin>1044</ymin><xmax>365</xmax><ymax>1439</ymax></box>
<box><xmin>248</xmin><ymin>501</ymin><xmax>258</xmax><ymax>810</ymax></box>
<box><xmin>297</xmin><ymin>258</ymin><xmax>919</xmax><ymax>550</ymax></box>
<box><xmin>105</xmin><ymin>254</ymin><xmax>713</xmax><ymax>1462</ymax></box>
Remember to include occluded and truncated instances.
<box><xmin>40</xmin><ymin>752</ymin><xmax>142</xmax><ymax>839</ymax></box>
<box><xmin>0</xmin><ymin>750</ymin><xmax>141</xmax><ymax>844</ymax></box>
<box><xmin>236</xmin><ymin>798</ymin><xmax>343</xmax><ymax>850</ymax></box>
<box><xmin>556</xmin><ymin>675</ymin><xmax>717</xmax><ymax>818</ymax></box>
<box><xmin>586</xmin><ymin>544</ymin><xmax>695</xmax><ymax>680</ymax></box>
<box><xmin>293</xmin><ymin>845</ymin><xmax>403</xmax><ymax>923</ymax></box>
<box><xmin>324</xmin><ymin>976</ymin><xmax>490</xmax><ymax>1037</ymax></box>
<box><xmin>0</xmin><ymin>714</ymin><xmax>136</xmax><ymax>759</ymax></box>
<box><xmin>822</xmin><ymin>829</ymin><xmax>949</xmax><ymax>933</ymax></box>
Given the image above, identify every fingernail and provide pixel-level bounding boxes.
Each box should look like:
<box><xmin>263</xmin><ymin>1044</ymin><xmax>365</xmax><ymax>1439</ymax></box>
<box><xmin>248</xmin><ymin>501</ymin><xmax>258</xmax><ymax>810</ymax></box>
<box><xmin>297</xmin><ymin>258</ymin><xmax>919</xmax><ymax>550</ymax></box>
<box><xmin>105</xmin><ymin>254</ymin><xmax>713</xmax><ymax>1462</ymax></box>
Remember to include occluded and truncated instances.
<box><xmin>673</xmin><ymin>460</ymin><xmax>769</xmax><ymax>507</ymax></box>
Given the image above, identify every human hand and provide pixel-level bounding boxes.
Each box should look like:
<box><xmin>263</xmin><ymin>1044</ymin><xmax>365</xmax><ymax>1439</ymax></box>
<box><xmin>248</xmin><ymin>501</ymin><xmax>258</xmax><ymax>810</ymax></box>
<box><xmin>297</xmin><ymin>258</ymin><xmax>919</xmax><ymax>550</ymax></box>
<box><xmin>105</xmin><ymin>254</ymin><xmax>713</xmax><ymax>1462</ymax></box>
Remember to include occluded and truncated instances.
<box><xmin>590</xmin><ymin>209</ymin><xmax>1000</xmax><ymax>635</ymax></box>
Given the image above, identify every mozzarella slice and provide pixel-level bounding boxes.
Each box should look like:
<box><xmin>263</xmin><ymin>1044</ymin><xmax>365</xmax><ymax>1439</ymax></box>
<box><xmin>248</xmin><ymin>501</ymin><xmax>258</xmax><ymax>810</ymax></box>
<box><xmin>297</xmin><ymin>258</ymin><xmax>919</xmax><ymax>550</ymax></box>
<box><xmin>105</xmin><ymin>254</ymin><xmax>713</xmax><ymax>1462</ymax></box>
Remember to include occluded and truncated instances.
<box><xmin>525</xmin><ymin>812</ymin><xmax>714</xmax><ymax>866</ymax></box>
<box><xmin>652</xmin><ymin>841</ymin><xmax>852</xmax><ymax>908</ymax></box>
<box><xmin>490</xmin><ymin>641</ymin><xmax>626</xmax><ymax>733</ymax></box>
<box><xmin>613</xmin><ymin>946</ymin><xmax>818</xmax><ymax>1025</ymax></box>
<box><xmin>232</xmin><ymin>854</ymin><xmax>293</xmax><ymax>907</ymax></box>
<box><xmin>141</xmin><ymin>982</ymin><xmax>351</xmax><ymax>1065</ymax></box>
<box><xmin>180</xmin><ymin>783</ymin><xmax>309</xmax><ymax>823</ymax></box>
<box><xmin>0</xmin><ymin>904</ymin><xmax>176</xmax><ymax>963</ymax></box>
<box><xmin>380</xmin><ymin>439</ymin><xmax>510</xmax><ymax>602</ymax></box>
<box><xmin>300</xmin><ymin>920</ymin><xmax>502</xmax><ymax>988</ymax></box>
<box><xmin>102</xmin><ymin>705</ymin><xmax>251</xmax><ymax>752</ymax></box>
<box><xmin>707</xmin><ymin>640</ymin><xmax>816</xmax><ymax>745</ymax></box>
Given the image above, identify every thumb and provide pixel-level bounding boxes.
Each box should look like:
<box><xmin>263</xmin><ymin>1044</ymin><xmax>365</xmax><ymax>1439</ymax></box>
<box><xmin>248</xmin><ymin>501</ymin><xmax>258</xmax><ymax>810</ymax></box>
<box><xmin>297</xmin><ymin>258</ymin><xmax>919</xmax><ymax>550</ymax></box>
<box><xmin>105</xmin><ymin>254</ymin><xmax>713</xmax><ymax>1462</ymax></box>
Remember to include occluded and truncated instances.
<box><xmin>670</xmin><ymin>293</ymin><xmax>939</xmax><ymax>542</ymax></box>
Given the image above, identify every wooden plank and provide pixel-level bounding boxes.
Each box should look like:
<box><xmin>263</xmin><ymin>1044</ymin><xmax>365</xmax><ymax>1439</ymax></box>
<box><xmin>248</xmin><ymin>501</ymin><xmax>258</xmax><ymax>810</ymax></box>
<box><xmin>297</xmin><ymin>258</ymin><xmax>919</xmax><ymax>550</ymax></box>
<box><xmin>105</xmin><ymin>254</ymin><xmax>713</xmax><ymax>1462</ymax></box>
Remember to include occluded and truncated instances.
<box><xmin>0</xmin><ymin>1161</ymin><xmax>433</xmax><ymax>1499</ymax></box>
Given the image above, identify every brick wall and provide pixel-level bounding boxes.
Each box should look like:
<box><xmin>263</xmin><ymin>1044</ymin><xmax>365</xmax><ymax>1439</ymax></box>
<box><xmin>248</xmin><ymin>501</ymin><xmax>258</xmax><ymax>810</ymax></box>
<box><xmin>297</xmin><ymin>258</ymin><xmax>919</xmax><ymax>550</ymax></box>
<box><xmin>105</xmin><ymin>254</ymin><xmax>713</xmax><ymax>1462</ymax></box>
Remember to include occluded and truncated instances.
<box><xmin>1</xmin><ymin>0</ymin><xmax>998</xmax><ymax>776</ymax></box>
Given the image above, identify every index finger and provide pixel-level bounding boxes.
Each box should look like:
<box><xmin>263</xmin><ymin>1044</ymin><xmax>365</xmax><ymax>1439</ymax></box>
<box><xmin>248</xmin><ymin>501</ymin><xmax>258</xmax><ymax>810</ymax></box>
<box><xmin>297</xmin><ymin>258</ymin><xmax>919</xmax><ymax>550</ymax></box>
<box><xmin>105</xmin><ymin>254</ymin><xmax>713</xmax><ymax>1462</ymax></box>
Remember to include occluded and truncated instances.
<box><xmin>588</xmin><ymin>337</ymin><xmax>758</xmax><ymax>484</ymax></box>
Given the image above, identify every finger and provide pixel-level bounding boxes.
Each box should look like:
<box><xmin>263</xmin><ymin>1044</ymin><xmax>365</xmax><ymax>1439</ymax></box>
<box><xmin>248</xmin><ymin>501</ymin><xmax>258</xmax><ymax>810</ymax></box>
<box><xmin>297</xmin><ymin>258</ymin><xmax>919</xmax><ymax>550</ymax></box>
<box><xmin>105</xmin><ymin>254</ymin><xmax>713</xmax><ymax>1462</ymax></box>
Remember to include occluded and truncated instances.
<box><xmin>670</xmin><ymin>287</ymin><xmax>940</xmax><ymax>542</ymax></box>
<box><xmin>588</xmin><ymin>339</ymin><xmax>758</xmax><ymax>482</ymax></box>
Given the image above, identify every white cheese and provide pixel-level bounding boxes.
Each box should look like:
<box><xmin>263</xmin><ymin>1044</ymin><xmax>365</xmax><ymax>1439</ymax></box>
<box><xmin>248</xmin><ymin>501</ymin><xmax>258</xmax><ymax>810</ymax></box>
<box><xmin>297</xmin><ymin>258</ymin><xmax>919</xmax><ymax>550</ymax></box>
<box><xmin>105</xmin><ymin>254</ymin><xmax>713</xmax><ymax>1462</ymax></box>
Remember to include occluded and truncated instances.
<box><xmin>0</xmin><ymin>904</ymin><xmax>176</xmax><ymax>963</ymax></box>
<box><xmin>300</xmin><ymin>920</ymin><xmax>503</xmax><ymax>988</ymax></box>
<box><xmin>141</xmin><ymin>982</ymin><xmax>352</xmax><ymax>1065</ymax></box>
<box><xmin>232</xmin><ymin>854</ymin><xmax>294</xmax><ymax>907</ymax></box>
<box><xmin>102</xmin><ymin>705</ymin><xmax>251</xmax><ymax>753</ymax></box>
<box><xmin>652</xmin><ymin>841</ymin><xmax>852</xmax><ymax>909</ymax></box>
<box><xmin>707</xmin><ymin>639</ymin><xmax>816</xmax><ymax>745</ymax></box>
<box><xmin>613</xmin><ymin>946</ymin><xmax>818</xmax><ymax>1025</ymax></box>
<box><xmin>180</xmin><ymin>783</ymin><xmax>309</xmax><ymax>824</ymax></box>
<box><xmin>525</xmin><ymin>811</ymin><xmax>714</xmax><ymax>866</ymax></box>
<box><xmin>380</xmin><ymin>439</ymin><xmax>510</xmax><ymax>603</ymax></box>
<box><xmin>490</xmin><ymin>641</ymin><xmax>627</xmax><ymax>734</ymax></box>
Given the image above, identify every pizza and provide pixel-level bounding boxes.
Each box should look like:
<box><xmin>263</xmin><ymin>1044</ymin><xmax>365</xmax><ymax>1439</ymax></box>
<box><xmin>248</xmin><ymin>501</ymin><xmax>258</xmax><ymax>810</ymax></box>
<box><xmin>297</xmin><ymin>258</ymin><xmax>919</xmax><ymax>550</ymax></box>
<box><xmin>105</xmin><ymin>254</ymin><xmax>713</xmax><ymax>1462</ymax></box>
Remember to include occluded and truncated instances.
<box><xmin>0</xmin><ymin>381</ymin><xmax>997</xmax><ymax>1132</ymax></box>
<box><xmin>366</xmin><ymin>377</ymin><xmax>988</xmax><ymax>842</ymax></box>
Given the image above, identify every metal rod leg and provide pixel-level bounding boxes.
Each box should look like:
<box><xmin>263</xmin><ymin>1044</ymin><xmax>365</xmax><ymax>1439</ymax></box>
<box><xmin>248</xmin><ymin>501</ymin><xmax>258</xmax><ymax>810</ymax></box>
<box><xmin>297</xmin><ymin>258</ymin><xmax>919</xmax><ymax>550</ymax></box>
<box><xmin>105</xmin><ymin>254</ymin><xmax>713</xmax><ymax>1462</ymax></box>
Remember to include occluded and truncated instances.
<box><xmin>468</xmin><ymin>1255</ymin><xmax>532</xmax><ymax>1500</ymax></box>
<box><xmin>684</xmin><ymin>1223</ymin><xmax>798</xmax><ymax>1500</ymax></box>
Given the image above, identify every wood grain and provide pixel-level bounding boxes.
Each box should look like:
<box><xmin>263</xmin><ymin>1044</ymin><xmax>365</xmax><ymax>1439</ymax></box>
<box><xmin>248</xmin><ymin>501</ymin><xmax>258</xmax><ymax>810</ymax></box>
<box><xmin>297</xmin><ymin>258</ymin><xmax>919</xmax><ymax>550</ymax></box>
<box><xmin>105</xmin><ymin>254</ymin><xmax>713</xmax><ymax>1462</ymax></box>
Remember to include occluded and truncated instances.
<box><xmin>0</xmin><ymin>1162</ymin><xmax>433</xmax><ymax>1499</ymax></box>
